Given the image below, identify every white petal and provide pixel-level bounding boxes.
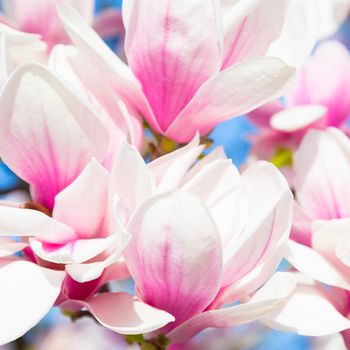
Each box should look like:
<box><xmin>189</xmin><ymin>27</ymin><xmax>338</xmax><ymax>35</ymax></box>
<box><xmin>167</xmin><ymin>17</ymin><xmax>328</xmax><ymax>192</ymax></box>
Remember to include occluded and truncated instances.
<box><xmin>0</xmin><ymin>260</ymin><xmax>64</xmax><ymax>345</ymax></box>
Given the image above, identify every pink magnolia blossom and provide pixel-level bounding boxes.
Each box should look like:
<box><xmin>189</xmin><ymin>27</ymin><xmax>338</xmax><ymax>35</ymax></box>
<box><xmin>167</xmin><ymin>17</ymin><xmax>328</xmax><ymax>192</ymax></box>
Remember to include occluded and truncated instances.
<box><xmin>0</xmin><ymin>0</ymin><xmax>123</xmax><ymax>51</ymax></box>
<box><xmin>56</xmin><ymin>0</ymin><xmax>317</xmax><ymax>143</ymax></box>
<box><xmin>0</xmin><ymin>64</ymin><xmax>172</xmax><ymax>345</ymax></box>
<box><xmin>248</xmin><ymin>41</ymin><xmax>350</xmax><ymax>161</ymax></box>
<box><xmin>259</xmin><ymin>128</ymin><xmax>350</xmax><ymax>338</ymax></box>
<box><xmin>71</xmin><ymin>135</ymin><xmax>296</xmax><ymax>344</ymax></box>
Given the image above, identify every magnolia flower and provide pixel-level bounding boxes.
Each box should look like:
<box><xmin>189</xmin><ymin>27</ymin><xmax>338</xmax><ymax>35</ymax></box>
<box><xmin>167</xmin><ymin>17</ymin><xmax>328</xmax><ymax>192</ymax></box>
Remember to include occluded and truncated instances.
<box><xmin>63</xmin><ymin>135</ymin><xmax>296</xmax><ymax>345</ymax></box>
<box><xmin>259</xmin><ymin>129</ymin><xmax>350</xmax><ymax>339</ymax></box>
<box><xmin>0</xmin><ymin>0</ymin><xmax>123</xmax><ymax>51</ymax></box>
<box><xmin>0</xmin><ymin>64</ymin><xmax>172</xmax><ymax>345</ymax></box>
<box><xmin>248</xmin><ymin>41</ymin><xmax>350</xmax><ymax>162</ymax></box>
<box><xmin>56</xmin><ymin>0</ymin><xmax>317</xmax><ymax>143</ymax></box>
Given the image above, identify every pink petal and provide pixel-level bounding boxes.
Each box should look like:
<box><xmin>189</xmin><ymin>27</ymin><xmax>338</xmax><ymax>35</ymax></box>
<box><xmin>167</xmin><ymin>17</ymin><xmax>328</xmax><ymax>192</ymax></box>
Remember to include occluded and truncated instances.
<box><xmin>312</xmin><ymin>218</ymin><xmax>350</xmax><ymax>275</ymax></box>
<box><xmin>269</xmin><ymin>105</ymin><xmax>326</xmax><ymax>132</ymax></box>
<box><xmin>288</xmin><ymin>41</ymin><xmax>350</xmax><ymax>126</ymax></box>
<box><xmin>0</xmin><ymin>25</ymin><xmax>46</xmax><ymax>88</ymax></box>
<box><xmin>0</xmin><ymin>205</ymin><xmax>76</xmax><ymax>243</ymax></box>
<box><xmin>53</xmin><ymin>159</ymin><xmax>110</xmax><ymax>239</ymax></box>
<box><xmin>49</xmin><ymin>44</ymin><xmax>144</xmax><ymax>153</ymax></box>
<box><xmin>263</xmin><ymin>274</ymin><xmax>350</xmax><ymax>336</ymax></box>
<box><xmin>0</xmin><ymin>259</ymin><xmax>65</xmax><ymax>345</ymax></box>
<box><xmin>62</xmin><ymin>292</ymin><xmax>175</xmax><ymax>334</ymax></box>
<box><xmin>181</xmin><ymin>159</ymin><xmax>240</xmax><ymax>207</ymax></box>
<box><xmin>294</xmin><ymin>128</ymin><xmax>350</xmax><ymax>220</ymax></box>
<box><xmin>65</xmin><ymin>0</ymin><xmax>95</xmax><ymax>24</ymax></box>
<box><xmin>208</xmin><ymin>186</ymin><xmax>245</xmax><ymax>268</ymax></box>
<box><xmin>0</xmin><ymin>63</ymin><xmax>109</xmax><ymax>210</ymax></box>
<box><xmin>166</xmin><ymin>57</ymin><xmax>295</xmax><ymax>143</ymax></box>
<box><xmin>124</xmin><ymin>0</ymin><xmax>222</xmax><ymax>131</ymax></box>
<box><xmin>148</xmin><ymin>134</ymin><xmax>204</xmax><ymax>193</ymax></box>
<box><xmin>180</xmin><ymin>146</ymin><xmax>227</xmax><ymax>184</ymax></box>
<box><xmin>30</xmin><ymin>235</ymin><xmax>118</xmax><ymax>265</ymax></box>
<box><xmin>167</xmin><ymin>272</ymin><xmax>297</xmax><ymax>343</ymax></box>
<box><xmin>221</xmin><ymin>162</ymin><xmax>293</xmax><ymax>287</ymax></box>
<box><xmin>2</xmin><ymin>0</ymin><xmax>95</xmax><ymax>50</ymax></box>
<box><xmin>286</xmin><ymin>240</ymin><xmax>350</xmax><ymax>290</ymax></box>
<box><xmin>216</xmin><ymin>238</ymin><xmax>288</xmax><ymax>306</ymax></box>
<box><xmin>124</xmin><ymin>191</ymin><xmax>223</xmax><ymax>329</ymax></box>
<box><xmin>221</xmin><ymin>0</ymin><xmax>289</xmax><ymax>68</ymax></box>
<box><xmin>291</xmin><ymin>202</ymin><xmax>313</xmax><ymax>246</ymax></box>
<box><xmin>110</xmin><ymin>142</ymin><xmax>153</xmax><ymax>212</ymax></box>
<box><xmin>66</xmin><ymin>233</ymin><xmax>130</xmax><ymax>283</ymax></box>
<box><xmin>57</xmin><ymin>5</ymin><xmax>160</xmax><ymax>133</ymax></box>
<box><xmin>266</xmin><ymin>0</ymin><xmax>318</xmax><ymax>67</ymax></box>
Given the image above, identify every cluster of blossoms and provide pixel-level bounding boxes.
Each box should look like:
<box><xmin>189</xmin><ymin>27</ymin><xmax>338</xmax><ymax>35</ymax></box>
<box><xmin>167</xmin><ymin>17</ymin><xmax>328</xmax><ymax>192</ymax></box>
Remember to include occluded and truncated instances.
<box><xmin>2</xmin><ymin>0</ymin><xmax>350</xmax><ymax>349</ymax></box>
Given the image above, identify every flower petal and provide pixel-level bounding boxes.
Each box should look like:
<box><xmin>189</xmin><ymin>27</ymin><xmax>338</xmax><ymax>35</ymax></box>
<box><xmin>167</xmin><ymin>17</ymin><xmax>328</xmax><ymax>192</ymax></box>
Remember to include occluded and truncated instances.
<box><xmin>221</xmin><ymin>162</ymin><xmax>292</xmax><ymax>287</ymax></box>
<box><xmin>124</xmin><ymin>191</ymin><xmax>223</xmax><ymax>329</ymax></box>
<box><xmin>63</xmin><ymin>292</ymin><xmax>175</xmax><ymax>334</ymax></box>
<box><xmin>181</xmin><ymin>146</ymin><xmax>227</xmax><ymax>184</ymax></box>
<box><xmin>181</xmin><ymin>159</ymin><xmax>240</xmax><ymax>207</ymax></box>
<box><xmin>49</xmin><ymin>44</ymin><xmax>144</xmax><ymax>153</ymax></box>
<box><xmin>294</xmin><ymin>128</ymin><xmax>350</xmax><ymax>220</ymax></box>
<box><xmin>217</xmin><ymin>238</ymin><xmax>288</xmax><ymax>305</ymax></box>
<box><xmin>148</xmin><ymin>134</ymin><xmax>204</xmax><ymax>193</ymax></box>
<box><xmin>166</xmin><ymin>57</ymin><xmax>295</xmax><ymax>142</ymax></box>
<box><xmin>286</xmin><ymin>240</ymin><xmax>350</xmax><ymax>290</ymax></box>
<box><xmin>57</xmin><ymin>5</ymin><xmax>160</xmax><ymax>133</ymax></box>
<box><xmin>124</xmin><ymin>0</ymin><xmax>222</xmax><ymax>131</ymax></box>
<box><xmin>167</xmin><ymin>272</ymin><xmax>297</xmax><ymax>343</ymax></box>
<box><xmin>30</xmin><ymin>235</ymin><xmax>118</xmax><ymax>265</ymax></box>
<box><xmin>66</xmin><ymin>232</ymin><xmax>130</xmax><ymax>283</ymax></box>
<box><xmin>0</xmin><ymin>24</ymin><xmax>46</xmax><ymax>88</ymax></box>
<box><xmin>266</xmin><ymin>0</ymin><xmax>318</xmax><ymax>67</ymax></box>
<box><xmin>53</xmin><ymin>159</ymin><xmax>110</xmax><ymax>239</ymax></box>
<box><xmin>208</xmin><ymin>186</ymin><xmax>245</xmax><ymax>267</ymax></box>
<box><xmin>269</xmin><ymin>105</ymin><xmax>326</xmax><ymax>132</ymax></box>
<box><xmin>288</xmin><ymin>41</ymin><xmax>350</xmax><ymax>126</ymax></box>
<box><xmin>291</xmin><ymin>202</ymin><xmax>313</xmax><ymax>246</ymax></box>
<box><xmin>110</xmin><ymin>142</ymin><xmax>153</xmax><ymax>212</ymax></box>
<box><xmin>221</xmin><ymin>0</ymin><xmax>289</xmax><ymax>68</ymax></box>
<box><xmin>0</xmin><ymin>260</ymin><xmax>65</xmax><ymax>345</ymax></box>
<box><xmin>312</xmin><ymin>218</ymin><xmax>350</xmax><ymax>274</ymax></box>
<box><xmin>0</xmin><ymin>205</ymin><xmax>76</xmax><ymax>243</ymax></box>
<box><xmin>0</xmin><ymin>63</ymin><xmax>109</xmax><ymax>210</ymax></box>
<box><xmin>263</xmin><ymin>274</ymin><xmax>350</xmax><ymax>336</ymax></box>
<box><xmin>2</xmin><ymin>0</ymin><xmax>95</xmax><ymax>50</ymax></box>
